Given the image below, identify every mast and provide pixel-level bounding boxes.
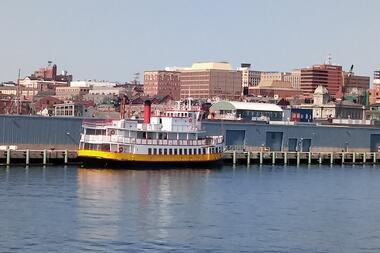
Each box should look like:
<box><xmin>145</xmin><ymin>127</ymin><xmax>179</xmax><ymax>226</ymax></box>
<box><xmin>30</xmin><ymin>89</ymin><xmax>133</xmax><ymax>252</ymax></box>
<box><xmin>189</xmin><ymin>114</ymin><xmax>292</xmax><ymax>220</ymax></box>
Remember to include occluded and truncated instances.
<box><xmin>16</xmin><ymin>69</ymin><xmax>21</xmax><ymax>114</ymax></box>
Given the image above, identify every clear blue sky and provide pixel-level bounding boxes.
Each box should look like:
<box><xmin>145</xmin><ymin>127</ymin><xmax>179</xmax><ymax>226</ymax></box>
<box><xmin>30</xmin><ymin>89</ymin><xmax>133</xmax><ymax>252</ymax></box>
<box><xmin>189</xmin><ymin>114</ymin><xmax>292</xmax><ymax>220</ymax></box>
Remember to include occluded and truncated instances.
<box><xmin>0</xmin><ymin>0</ymin><xmax>379</xmax><ymax>82</ymax></box>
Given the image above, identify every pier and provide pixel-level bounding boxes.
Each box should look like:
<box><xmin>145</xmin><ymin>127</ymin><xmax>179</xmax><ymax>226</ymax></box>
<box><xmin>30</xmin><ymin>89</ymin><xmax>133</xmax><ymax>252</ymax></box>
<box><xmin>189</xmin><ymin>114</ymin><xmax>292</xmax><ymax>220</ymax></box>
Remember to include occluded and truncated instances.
<box><xmin>224</xmin><ymin>150</ymin><xmax>380</xmax><ymax>165</ymax></box>
<box><xmin>0</xmin><ymin>149</ymin><xmax>78</xmax><ymax>166</ymax></box>
<box><xmin>1</xmin><ymin>149</ymin><xmax>380</xmax><ymax>167</ymax></box>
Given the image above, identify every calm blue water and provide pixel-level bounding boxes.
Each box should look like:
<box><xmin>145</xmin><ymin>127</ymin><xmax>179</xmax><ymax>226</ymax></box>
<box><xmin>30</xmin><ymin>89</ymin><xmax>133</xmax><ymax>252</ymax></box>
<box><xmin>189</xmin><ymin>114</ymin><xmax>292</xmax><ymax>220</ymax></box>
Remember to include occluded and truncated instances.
<box><xmin>1</xmin><ymin>165</ymin><xmax>380</xmax><ymax>252</ymax></box>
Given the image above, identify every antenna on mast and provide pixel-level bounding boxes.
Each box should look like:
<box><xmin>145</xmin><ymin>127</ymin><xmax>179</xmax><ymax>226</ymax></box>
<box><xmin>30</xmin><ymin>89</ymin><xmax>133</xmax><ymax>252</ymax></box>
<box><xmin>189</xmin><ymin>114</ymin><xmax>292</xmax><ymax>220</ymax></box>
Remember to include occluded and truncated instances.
<box><xmin>16</xmin><ymin>69</ymin><xmax>21</xmax><ymax>114</ymax></box>
<box><xmin>326</xmin><ymin>53</ymin><xmax>332</xmax><ymax>65</ymax></box>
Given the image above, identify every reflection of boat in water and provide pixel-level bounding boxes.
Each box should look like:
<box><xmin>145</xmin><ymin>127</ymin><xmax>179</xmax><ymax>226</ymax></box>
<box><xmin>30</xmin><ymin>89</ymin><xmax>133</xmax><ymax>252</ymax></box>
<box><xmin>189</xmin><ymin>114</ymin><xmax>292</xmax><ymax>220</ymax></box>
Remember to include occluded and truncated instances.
<box><xmin>78</xmin><ymin>100</ymin><xmax>225</xmax><ymax>169</ymax></box>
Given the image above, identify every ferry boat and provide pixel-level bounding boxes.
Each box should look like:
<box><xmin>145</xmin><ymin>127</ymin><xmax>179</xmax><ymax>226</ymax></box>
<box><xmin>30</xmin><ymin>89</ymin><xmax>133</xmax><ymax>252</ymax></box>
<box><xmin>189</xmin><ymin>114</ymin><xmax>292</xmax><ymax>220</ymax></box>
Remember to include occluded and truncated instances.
<box><xmin>78</xmin><ymin>100</ymin><xmax>225</xmax><ymax>168</ymax></box>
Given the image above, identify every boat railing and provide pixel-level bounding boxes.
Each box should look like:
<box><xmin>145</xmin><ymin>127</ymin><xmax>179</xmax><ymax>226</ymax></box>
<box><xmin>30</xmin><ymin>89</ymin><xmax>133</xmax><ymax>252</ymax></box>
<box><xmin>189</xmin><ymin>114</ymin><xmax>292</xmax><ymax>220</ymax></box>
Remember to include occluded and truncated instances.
<box><xmin>82</xmin><ymin>119</ymin><xmax>114</xmax><ymax>127</ymax></box>
<box><xmin>81</xmin><ymin>134</ymin><xmax>224</xmax><ymax>146</ymax></box>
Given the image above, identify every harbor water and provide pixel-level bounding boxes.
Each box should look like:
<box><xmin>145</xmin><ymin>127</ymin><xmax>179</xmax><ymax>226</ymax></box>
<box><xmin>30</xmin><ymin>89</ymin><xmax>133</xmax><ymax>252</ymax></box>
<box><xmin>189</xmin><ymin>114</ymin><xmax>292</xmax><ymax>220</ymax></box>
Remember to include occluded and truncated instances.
<box><xmin>1</xmin><ymin>165</ymin><xmax>380</xmax><ymax>252</ymax></box>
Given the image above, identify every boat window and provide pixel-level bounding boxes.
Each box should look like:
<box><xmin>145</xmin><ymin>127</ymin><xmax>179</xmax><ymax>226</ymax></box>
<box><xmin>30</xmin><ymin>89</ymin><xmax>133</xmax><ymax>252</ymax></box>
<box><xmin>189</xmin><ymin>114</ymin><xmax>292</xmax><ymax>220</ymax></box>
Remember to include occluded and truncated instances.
<box><xmin>194</xmin><ymin>148</ymin><xmax>197</xmax><ymax>154</ymax></box>
<box><xmin>189</xmin><ymin>149</ymin><xmax>192</xmax><ymax>155</ymax></box>
<box><xmin>86</xmin><ymin>128</ymin><xmax>96</xmax><ymax>135</ymax></box>
<box><xmin>202</xmin><ymin>148</ymin><xmax>206</xmax><ymax>154</ymax></box>
<box><xmin>164</xmin><ymin>149</ymin><xmax>167</xmax><ymax>155</ymax></box>
<box><xmin>84</xmin><ymin>143</ymin><xmax>90</xmax><ymax>149</ymax></box>
<box><xmin>143</xmin><ymin>132</ymin><xmax>147</xmax><ymax>139</ymax></box>
<box><xmin>101</xmin><ymin>144</ymin><xmax>110</xmax><ymax>151</ymax></box>
<box><xmin>168</xmin><ymin>133</ymin><xmax>177</xmax><ymax>140</ymax></box>
<box><xmin>179</xmin><ymin>149</ymin><xmax>182</xmax><ymax>155</ymax></box>
<box><xmin>184</xmin><ymin>149</ymin><xmax>187</xmax><ymax>155</ymax></box>
<box><xmin>198</xmin><ymin>148</ymin><xmax>201</xmax><ymax>154</ymax></box>
<box><xmin>147</xmin><ymin>132</ymin><xmax>154</xmax><ymax>139</ymax></box>
<box><xmin>153</xmin><ymin>148</ymin><xmax>157</xmax><ymax>155</ymax></box>
<box><xmin>159</xmin><ymin>149</ymin><xmax>162</xmax><ymax>155</ymax></box>
<box><xmin>174</xmin><ymin>149</ymin><xmax>178</xmax><ymax>155</ymax></box>
<box><xmin>169</xmin><ymin>149</ymin><xmax>172</xmax><ymax>155</ymax></box>
<box><xmin>137</xmin><ymin>131</ymin><xmax>144</xmax><ymax>139</ymax></box>
<box><xmin>148</xmin><ymin>148</ymin><xmax>152</xmax><ymax>155</ymax></box>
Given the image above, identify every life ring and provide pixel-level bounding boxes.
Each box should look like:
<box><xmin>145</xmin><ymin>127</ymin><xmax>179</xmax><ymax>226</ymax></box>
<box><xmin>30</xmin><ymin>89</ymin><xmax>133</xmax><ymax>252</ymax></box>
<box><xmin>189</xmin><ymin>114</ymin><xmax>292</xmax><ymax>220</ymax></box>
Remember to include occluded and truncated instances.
<box><xmin>119</xmin><ymin>146</ymin><xmax>123</xmax><ymax>153</ymax></box>
<box><xmin>110</xmin><ymin>129</ymin><xmax>116</xmax><ymax>135</ymax></box>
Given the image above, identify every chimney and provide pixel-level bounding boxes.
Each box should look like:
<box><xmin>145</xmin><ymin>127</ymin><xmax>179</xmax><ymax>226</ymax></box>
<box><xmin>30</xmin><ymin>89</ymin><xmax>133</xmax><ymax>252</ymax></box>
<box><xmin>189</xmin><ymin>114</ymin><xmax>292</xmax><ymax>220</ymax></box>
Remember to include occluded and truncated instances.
<box><xmin>144</xmin><ymin>100</ymin><xmax>151</xmax><ymax>124</ymax></box>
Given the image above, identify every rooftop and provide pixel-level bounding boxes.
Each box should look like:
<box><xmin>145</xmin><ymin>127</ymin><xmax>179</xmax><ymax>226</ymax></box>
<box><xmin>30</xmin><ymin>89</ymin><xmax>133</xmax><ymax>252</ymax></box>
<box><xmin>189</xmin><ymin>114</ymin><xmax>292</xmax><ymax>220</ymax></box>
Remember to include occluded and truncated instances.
<box><xmin>210</xmin><ymin>101</ymin><xmax>283</xmax><ymax>112</ymax></box>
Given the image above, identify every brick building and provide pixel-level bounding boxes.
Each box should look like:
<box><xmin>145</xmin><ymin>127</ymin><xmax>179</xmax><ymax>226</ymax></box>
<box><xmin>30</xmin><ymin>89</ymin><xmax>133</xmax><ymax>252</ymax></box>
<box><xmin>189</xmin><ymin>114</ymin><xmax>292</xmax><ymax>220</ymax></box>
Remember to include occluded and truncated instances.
<box><xmin>300</xmin><ymin>64</ymin><xmax>343</xmax><ymax>98</ymax></box>
<box><xmin>143</xmin><ymin>70</ymin><xmax>181</xmax><ymax>100</ymax></box>
<box><xmin>178</xmin><ymin>62</ymin><xmax>242</xmax><ymax>100</ymax></box>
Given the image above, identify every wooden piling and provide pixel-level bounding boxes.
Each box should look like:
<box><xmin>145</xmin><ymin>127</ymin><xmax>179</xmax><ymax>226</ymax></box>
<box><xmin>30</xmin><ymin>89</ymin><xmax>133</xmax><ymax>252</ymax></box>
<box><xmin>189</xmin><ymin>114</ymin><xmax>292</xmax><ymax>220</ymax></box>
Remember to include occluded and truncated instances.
<box><xmin>272</xmin><ymin>152</ymin><xmax>276</xmax><ymax>165</ymax></box>
<box><xmin>26</xmin><ymin>149</ymin><xmax>30</xmax><ymax>165</ymax></box>
<box><xmin>330</xmin><ymin>152</ymin><xmax>334</xmax><ymax>164</ymax></box>
<box><xmin>296</xmin><ymin>152</ymin><xmax>300</xmax><ymax>165</ymax></box>
<box><xmin>6</xmin><ymin>149</ymin><xmax>11</xmax><ymax>165</ymax></box>
<box><xmin>352</xmin><ymin>152</ymin><xmax>356</xmax><ymax>163</ymax></box>
<box><xmin>259</xmin><ymin>151</ymin><xmax>263</xmax><ymax>165</ymax></box>
<box><xmin>284</xmin><ymin>152</ymin><xmax>287</xmax><ymax>165</ymax></box>
<box><xmin>43</xmin><ymin>149</ymin><xmax>47</xmax><ymax>165</ymax></box>
<box><xmin>64</xmin><ymin>150</ymin><xmax>68</xmax><ymax>164</ymax></box>
<box><xmin>308</xmin><ymin>152</ymin><xmax>312</xmax><ymax>164</ymax></box>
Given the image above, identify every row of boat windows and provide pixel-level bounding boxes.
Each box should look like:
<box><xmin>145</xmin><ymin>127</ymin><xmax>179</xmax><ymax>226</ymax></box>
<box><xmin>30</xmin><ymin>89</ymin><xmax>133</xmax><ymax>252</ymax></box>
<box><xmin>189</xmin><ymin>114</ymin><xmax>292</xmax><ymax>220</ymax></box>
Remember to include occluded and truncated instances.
<box><xmin>81</xmin><ymin>142</ymin><xmax>222</xmax><ymax>155</ymax></box>
<box><xmin>84</xmin><ymin>128</ymin><xmax>198</xmax><ymax>140</ymax></box>
<box><xmin>148</xmin><ymin>147</ymin><xmax>222</xmax><ymax>155</ymax></box>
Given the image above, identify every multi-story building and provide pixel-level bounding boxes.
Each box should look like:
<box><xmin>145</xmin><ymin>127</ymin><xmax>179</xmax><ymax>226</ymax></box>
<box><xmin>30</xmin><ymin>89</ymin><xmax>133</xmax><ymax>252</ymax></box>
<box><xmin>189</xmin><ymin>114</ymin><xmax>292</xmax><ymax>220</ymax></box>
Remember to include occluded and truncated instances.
<box><xmin>342</xmin><ymin>72</ymin><xmax>370</xmax><ymax>95</ymax></box>
<box><xmin>283</xmin><ymin>70</ymin><xmax>301</xmax><ymax>89</ymax></box>
<box><xmin>31</xmin><ymin>61</ymin><xmax>72</xmax><ymax>83</ymax></box>
<box><xmin>143</xmin><ymin>70</ymin><xmax>181</xmax><ymax>100</ymax></box>
<box><xmin>374</xmin><ymin>71</ymin><xmax>380</xmax><ymax>85</ymax></box>
<box><xmin>179</xmin><ymin>62</ymin><xmax>242</xmax><ymax>100</ymax></box>
<box><xmin>237</xmin><ymin>63</ymin><xmax>261</xmax><ymax>95</ymax></box>
<box><xmin>368</xmin><ymin>70</ymin><xmax>380</xmax><ymax>104</ymax></box>
<box><xmin>300</xmin><ymin>64</ymin><xmax>343</xmax><ymax>98</ymax></box>
<box><xmin>55</xmin><ymin>87</ymin><xmax>90</xmax><ymax>100</ymax></box>
<box><xmin>260</xmin><ymin>72</ymin><xmax>289</xmax><ymax>83</ymax></box>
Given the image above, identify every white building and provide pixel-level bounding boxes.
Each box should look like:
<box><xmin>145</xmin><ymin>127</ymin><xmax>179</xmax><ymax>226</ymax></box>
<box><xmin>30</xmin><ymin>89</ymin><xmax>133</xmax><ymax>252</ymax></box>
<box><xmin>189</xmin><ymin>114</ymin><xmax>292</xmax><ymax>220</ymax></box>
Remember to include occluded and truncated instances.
<box><xmin>70</xmin><ymin>80</ymin><xmax>117</xmax><ymax>88</ymax></box>
<box><xmin>283</xmin><ymin>70</ymin><xmax>301</xmax><ymax>89</ymax></box>
<box><xmin>89</xmin><ymin>87</ymin><xmax>124</xmax><ymax>96</ymax></box>
<box><xmin>237</xmin><ymin>63</ymin><xmax>261</xmax><ymax>95</ymax></box>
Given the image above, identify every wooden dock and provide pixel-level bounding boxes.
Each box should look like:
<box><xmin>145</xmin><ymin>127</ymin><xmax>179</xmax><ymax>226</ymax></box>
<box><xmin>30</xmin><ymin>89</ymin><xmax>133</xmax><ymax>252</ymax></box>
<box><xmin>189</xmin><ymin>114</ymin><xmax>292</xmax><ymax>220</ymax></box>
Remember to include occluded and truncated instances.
<box><xmin>0</xmin><ymin>149</ymin><xmax>78</xmax><ymax>166</ymax></box>
<box><xmin>1</xmin><ymin>149</ymin><xmax>378</xmax><ymax>167</ymax></box>
<box><xmin>224</xmin><ymin>151</ymin><xmax>380</xmax><ymax>165</ymax></box>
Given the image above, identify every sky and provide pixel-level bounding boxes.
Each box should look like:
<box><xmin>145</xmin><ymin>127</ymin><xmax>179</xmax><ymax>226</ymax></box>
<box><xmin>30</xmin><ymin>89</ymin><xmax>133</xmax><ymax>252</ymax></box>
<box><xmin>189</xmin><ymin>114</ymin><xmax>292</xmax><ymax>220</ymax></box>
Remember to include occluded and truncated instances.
<box><xmin>0</xmin><ymin>0</ymin><xmax>379</xmax><ymax>83</ymax></box>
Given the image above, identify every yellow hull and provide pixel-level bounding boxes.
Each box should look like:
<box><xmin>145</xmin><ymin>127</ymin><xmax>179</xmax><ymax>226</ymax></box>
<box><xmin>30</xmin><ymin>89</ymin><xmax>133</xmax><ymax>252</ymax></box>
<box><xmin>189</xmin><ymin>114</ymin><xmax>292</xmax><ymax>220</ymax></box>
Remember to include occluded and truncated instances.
<box><xmin>78</xmin><ymin>149</ymin><xmax>224</xmax><ymax>163</ymax></box>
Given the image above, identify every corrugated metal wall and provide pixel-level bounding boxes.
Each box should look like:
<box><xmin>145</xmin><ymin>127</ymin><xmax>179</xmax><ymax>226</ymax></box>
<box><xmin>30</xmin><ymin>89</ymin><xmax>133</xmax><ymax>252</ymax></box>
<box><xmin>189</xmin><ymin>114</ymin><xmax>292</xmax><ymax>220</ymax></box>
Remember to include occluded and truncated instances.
<box><xmin>203</xmin><ymin>121</ymin><xmax>380</xmax><ymax>152</ymax></box>
<box><xmin>0</xmin><ymin>116</ymin><xmax>83</xmax><ymax>145</ymax></box>
<box><xmin>1</xmin><ymin>116</ymin><xmax>380</xmax><ymax>152</ymax></box>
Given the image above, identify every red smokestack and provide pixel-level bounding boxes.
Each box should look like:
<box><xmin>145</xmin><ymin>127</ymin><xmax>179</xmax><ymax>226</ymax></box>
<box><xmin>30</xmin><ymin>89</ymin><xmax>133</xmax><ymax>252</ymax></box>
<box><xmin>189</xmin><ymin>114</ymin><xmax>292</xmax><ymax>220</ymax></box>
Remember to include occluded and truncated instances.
<box><xmin>144</xmin><ymin>100</ymin><xmax>151</xmax><ymax>124</ymax></box>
